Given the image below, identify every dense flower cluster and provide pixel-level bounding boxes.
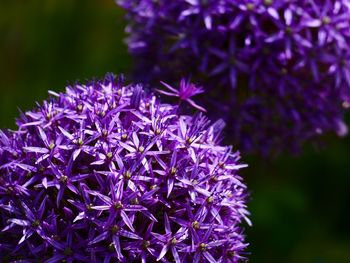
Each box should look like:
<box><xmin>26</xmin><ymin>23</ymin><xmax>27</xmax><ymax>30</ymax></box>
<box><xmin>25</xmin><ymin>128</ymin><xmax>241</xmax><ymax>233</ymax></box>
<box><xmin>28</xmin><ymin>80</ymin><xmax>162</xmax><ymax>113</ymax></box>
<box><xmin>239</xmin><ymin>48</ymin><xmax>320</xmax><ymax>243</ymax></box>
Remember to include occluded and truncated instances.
<box><xmin>0</xmin><ymin>74</ymin><xmax>249</xmax><ymax>262</ymax></box>
<box><xmin>118</xmin><ymin>0</ymin><xmax>350</xmax><ymax>155</ymax></box>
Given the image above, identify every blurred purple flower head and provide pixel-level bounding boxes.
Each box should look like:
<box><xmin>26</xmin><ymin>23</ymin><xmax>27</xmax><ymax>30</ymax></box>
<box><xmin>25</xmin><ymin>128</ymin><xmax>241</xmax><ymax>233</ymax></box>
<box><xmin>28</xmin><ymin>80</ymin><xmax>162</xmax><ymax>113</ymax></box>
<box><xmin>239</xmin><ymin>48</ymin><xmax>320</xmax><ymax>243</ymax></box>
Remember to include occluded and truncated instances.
<box><xmin>117</xmin><ymin>0</ymin><xmax>350</xmax><ymax>155</ymax></box>
<box><xmin>0</xmin><ymin>73</ymin><xmax>249</xmax><ymax>262</ymax></box>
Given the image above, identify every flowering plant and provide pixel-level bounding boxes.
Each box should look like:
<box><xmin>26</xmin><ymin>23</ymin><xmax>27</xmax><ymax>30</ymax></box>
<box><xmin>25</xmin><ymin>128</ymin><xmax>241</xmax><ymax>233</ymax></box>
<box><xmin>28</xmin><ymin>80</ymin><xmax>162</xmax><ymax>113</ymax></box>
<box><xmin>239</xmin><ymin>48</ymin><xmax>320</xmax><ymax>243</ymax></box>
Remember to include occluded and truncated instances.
<box><xmin>118</xmin><ymin>0</ymin><xmax>350</xmax><ymax>155</ymax></box>
<box><xmin>0</xmin><ymin>74</ymin><xmax>249</xmax><ymax>262</ymax></box>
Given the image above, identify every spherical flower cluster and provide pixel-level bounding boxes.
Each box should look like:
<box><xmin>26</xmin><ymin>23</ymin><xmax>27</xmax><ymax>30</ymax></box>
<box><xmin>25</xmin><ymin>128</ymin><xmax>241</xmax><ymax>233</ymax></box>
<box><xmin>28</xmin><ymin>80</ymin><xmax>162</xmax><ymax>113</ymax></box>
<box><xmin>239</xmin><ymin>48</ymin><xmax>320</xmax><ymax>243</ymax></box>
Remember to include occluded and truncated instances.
<box><xmin>0</xmin><ymin>74</ymin><xmax>250</xmax><ymax>262</ymax></box>
<box><xmin>118</xmin><ymin>0</ymin><xmax>350</xmax><ymax>155</ymax></box>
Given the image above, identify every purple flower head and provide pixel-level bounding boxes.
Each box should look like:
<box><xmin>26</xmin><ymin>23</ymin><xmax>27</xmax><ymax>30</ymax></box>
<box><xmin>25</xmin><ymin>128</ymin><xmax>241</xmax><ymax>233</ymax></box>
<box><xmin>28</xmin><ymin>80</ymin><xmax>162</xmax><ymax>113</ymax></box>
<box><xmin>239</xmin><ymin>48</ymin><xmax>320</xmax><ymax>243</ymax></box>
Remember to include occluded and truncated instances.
<box><xmin>0</xmin><ymin>73</ymin><xmax>249</xmax><ymax>262</ymax></box>
<box><xmin>118</xmin><ymin>0</ymin><xmax>350</xmax><ymax>155</ymax></box>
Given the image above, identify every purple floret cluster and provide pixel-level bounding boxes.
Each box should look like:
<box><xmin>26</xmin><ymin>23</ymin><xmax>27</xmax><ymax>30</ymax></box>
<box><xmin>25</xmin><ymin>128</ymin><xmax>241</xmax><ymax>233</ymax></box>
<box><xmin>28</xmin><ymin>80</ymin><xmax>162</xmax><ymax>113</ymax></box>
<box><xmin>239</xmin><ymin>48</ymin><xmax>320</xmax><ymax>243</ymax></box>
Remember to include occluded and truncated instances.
<box><xmin>0</xmin><ymin>74</ymin><xmax>249</xmax><ymax>262</ymax></box>
<box><xmin>118</xmin><ymin>0</ymin><xmax>350</xmax><ymax>155</ymax></box>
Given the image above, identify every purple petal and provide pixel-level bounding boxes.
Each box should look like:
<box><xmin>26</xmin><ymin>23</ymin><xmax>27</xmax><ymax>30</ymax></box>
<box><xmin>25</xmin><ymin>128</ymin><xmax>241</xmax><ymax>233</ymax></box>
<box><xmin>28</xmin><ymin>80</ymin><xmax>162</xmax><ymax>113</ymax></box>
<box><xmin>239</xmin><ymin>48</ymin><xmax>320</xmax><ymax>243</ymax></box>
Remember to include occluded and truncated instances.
<box><xmin>121</xmin><ymin>210</ymin><xmax>135</xmax><ymax>231</ymax></box>
<box><xmin>23</xmin><ymin>147</ymin><xmax>49</xmax><ymax>154</ymax></box>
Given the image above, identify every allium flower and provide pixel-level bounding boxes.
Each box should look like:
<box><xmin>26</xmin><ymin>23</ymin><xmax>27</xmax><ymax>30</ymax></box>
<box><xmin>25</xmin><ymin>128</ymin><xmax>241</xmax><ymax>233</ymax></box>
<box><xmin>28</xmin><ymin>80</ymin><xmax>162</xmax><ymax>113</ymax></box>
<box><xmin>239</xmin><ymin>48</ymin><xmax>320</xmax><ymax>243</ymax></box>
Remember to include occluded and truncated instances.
<box><xmin>117</xmin><ymin>0</ymin><xmax>350</xmax><ymax>155</ymax></box>
<box><xmin>156</xmin><ymin>78</ymin><xmax>206</xmax><ymax>112</ymax></box>
<box><xmin>0</xmin><ymin>73</ymin><xmax>250</xmax><ymax>262</ymax></box>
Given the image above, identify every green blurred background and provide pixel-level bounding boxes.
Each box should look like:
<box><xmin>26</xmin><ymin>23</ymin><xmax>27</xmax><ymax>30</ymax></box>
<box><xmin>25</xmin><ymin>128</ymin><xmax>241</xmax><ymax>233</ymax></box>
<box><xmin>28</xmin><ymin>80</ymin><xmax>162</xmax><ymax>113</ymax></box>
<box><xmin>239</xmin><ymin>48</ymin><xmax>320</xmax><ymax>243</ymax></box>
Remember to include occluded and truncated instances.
<box><xmin>1</xmin><ymin>1</ymin><xmax>349</xmax><ymax>262</ymax></box>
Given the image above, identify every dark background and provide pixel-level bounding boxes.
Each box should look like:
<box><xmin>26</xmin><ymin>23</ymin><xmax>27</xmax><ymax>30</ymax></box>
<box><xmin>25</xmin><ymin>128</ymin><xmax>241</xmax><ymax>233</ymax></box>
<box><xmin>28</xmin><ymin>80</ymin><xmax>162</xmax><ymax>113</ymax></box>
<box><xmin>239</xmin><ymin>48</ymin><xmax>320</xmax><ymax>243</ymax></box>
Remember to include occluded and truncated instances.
<box><xmin>1</xmin><ymin>1</ymin><xmax>349</xmax><ymax>262</ymax></box>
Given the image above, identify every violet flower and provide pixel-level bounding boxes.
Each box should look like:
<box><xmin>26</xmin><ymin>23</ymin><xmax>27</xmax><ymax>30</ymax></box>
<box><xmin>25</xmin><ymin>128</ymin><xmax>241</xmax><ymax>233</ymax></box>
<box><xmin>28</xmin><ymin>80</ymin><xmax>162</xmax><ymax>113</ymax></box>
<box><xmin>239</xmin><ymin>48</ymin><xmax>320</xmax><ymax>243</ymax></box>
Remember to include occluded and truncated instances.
<box><xmin>0</xmin><ymin>73</ymin><xmax>249</xmax><ymax>262</ymax></box>
<box><xmin>118</xmin><ymin>0</ymin><xmax>350</xmax><ymax>155</ymax></box>
<box><xmin>156</xmin><ymin>78</ymin><xmax>206</xmax><ymax>112</ymax></box>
